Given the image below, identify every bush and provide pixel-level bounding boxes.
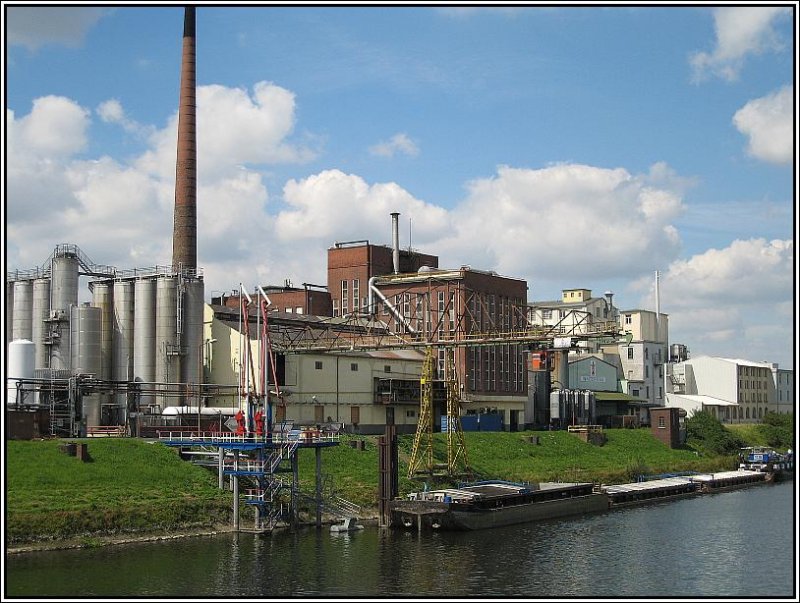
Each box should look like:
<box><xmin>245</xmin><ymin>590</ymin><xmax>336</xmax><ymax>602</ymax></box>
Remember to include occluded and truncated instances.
<box><xmin>685</xmin><ymin>411</ymin><xmax>746</xmax><ymax>456</ymax></box>
<box><xmin>759</xmin><ymin>412</ymin><xmax>794</xmax><ymax>449</ymax></box>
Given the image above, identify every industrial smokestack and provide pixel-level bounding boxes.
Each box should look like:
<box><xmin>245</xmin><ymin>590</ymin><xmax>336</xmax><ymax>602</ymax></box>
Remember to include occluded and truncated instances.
<box><xmin>172</xmin><ymin>6</ymin><xmax>197</xmax><ymax>271</ymax></box>
<box><xmin>391</xmin><ymin>212</ymin><xmax>400</xmax><ymax>274</ymax></box>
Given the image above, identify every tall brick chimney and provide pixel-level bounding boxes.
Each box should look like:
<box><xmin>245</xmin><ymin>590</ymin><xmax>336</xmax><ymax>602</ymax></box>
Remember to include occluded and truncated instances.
<box><xmin>172</xmin><ymin>6</ymin><xmax>197</xmax><ymax>271</ymax></box>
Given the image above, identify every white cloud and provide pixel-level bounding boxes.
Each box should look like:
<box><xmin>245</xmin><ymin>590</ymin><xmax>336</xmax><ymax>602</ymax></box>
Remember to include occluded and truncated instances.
<box><xmin>690</xmin><ymin>7</ymin><xmax>790</xmax><ymax>82</ymax></box>
<box><xmin>631</xmin><ymin>238</ymin><xmax>794</xmax><ymax>366</ymax></box>
<box><xmin>369</xmin><ymin>133</ymin><xmax>420</xmax><ymax>158</ymax></box>
<box><xmin>437</xmin><ymin>163</ymin><xmax>686</xmax><ymax>281</ymax></box>
<box><xmin>197</xmin><ymin>81</ymin><xmax>318</xmax><ymax>178</ymax></box>
<box><xmin>96</xmin><ymin>98</ymin><xmax>153</xmax><ymax>138</ymax></box>
<box><xmin>733</xmin><ymin>85</ymin><xmax>794</xmax><ymax>165</ymax></box>
<box><xmin>6</xmin><ymin>7</ymin><xmax>110</xmax><ymax>50</ymax></box>
<box><xmin>10</xmin><ymin>96</ymin><xmax>90</xmax><ymax>158</ymax></box>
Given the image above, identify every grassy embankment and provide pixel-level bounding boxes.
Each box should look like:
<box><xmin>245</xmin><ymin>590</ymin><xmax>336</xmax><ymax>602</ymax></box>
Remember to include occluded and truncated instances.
<box><xmin>7</xmin><ymin>414</ymin><xmax>792</xmax><ymax>547</ymax></box>
<box><xmin>6</xmin><ymin>439</ymin><xmax>230</xmax><ymax>546</ymax></box>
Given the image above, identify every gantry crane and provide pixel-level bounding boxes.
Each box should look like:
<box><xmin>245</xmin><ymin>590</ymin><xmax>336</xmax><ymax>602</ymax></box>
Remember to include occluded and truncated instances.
<box><xmin>259</xmin><ymin>276</ymin><xmax>622</xmax><ymax>482</ymax></box>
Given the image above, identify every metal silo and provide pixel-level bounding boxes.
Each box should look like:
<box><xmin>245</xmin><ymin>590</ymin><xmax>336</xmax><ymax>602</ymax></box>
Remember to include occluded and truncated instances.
<box><xmin>32</xmin><ymin>278</ymin><xmax>51</xmax><ymax>369</ymax></box>
<box><xmin>113</xmin><ymin>280</ymin><xmax>135</xmax><ymax>386</ymax></box>
<box><xmin>181</xmin><ymin>278</ymin><xmax>204</xmax><ymax>386</ymax></box>
<box><xmin>5</xmin><ymin>280</ymin><xmax>14</xmax><ymax>348</ymax></box>
<box><xmin>7</xmin><ymin>339</ymin><xmax>35</xmax><ymax>407</ymax></box>
<box><xmin>134</xmin><ymin>278</ymin><xmax>157</xmax><ymax>405</ymax></box>
<box><xmin>156</xmin><ymin>276</ymin><xmax>179</xmax><ymax>407</ymax></box>
<box><xmin>91</xmin><ymin>281</ymin><xmax>114</xmax><ymax>381</ymax></box>
<box><xmin>71</xmin><ymin>303</ymin><xmax>101</xmax><ymax>376</ymax></box>
<box><xmin>50</xmin><ymin>254</ymin><xmax>79</xmax><ymax>371</ymax></box>
<box><xmin>12</xmin><ymin>280</ymin><xmax>33</xmax><ymax>341</ymax></box>
<box><xmin>51</xmin><ymin>253</ymin><xmax>79</xmax><ymax>313</ymax></box>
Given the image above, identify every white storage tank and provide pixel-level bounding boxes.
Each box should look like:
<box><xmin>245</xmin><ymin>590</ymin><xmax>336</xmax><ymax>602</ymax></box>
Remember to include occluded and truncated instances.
<box><xmin>7</xmin><ymin>339</ymin><xmax>35</xmax><ymax>406</ymax></box>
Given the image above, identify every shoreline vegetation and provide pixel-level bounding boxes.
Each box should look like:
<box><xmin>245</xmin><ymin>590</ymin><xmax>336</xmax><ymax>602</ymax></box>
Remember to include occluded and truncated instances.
<box><xmin>6</xmin><ymin>412</ymin><xmax>793</xmax><ymax>554</ymax></box>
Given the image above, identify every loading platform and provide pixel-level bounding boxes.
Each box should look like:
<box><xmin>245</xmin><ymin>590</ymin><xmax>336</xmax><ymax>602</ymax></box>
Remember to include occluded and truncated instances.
<box><xmin>158</xmin><ymin>429</ymin><xmax>341</xmax><ymax>532</ymax></box>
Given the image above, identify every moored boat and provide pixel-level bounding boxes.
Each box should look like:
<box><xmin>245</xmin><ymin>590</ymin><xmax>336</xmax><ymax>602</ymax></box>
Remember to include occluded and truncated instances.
<box><xmin>389</xmin><ymin>480</ymin><xmax>608</xmax><ymax>531</ymax></box>
<box><xmin>738</xmin><ymin>447</ymin><xmax>794</xmax><ymax>482</ymax></box>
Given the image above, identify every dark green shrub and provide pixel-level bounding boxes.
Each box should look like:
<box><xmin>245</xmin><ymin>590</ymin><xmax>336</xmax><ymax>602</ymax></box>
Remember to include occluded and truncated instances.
<box><xmin>685</xmin><ymin>410</ymin><xmax>746</xmax><ymax>456</ymax></box>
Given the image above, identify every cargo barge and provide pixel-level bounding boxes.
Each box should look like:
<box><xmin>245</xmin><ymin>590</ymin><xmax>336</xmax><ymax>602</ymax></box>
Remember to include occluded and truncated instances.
<box><xmin>389</xmin><ymin>480</ymin><xmax>608</xmax><ymax>531</ymax></box>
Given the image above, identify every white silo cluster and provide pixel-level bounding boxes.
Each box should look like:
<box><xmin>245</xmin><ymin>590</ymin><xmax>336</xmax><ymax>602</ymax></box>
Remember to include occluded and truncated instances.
<box><xmin>6</xmin><ymin>244</ymin><xmax>205</xmax><ymax>431</ymax></box>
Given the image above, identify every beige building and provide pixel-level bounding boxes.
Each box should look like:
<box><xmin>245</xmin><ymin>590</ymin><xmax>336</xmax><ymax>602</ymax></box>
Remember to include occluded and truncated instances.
<box><xmin>202</xmin><ymin>303</ymin><xmax>425</xmax><ymax>434</ymax></box>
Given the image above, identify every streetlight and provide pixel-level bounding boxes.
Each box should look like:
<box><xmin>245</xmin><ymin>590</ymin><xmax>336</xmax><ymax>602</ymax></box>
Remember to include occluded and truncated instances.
<box><xmin>198</xmin><ymin>338</ymin><xmax>217</xmax><ymax>434</ymax></box>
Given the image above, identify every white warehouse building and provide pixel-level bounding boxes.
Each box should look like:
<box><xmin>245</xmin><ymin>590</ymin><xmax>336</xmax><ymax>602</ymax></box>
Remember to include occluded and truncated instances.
<box><xmin>666</xmin><ymin>356</ymin><xmax>793</xmax><ymax>423</ymax></box>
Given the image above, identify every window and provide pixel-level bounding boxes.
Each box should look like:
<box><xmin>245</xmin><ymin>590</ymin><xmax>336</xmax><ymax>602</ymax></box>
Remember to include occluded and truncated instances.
<box><xmin>351</xmin><ymin>363</ymin><xmax>359</xmax><ymax>371</ymax></box>
<box><xmin>341</xmin><ymin>280</ymin><xmax>349</xmax><ymax>313</ymax></box>
<box><xmin>295</xmin><ymin>306</ymin><xmax>303</xmax><ymax>314</ymax></box>
<box><xmin>315</xmin><ymin>361</ymin><xmax>323</xmax><ymax>370</ymax></box>
<box><xmin>406</xmin><ymin>410</ymin><xmax>416</xmax><ymax>418</ymax></box>
<box><xmin>627</xmin><ymin>347</ymin><xmax>634</xmax><ymax>360</ymax></box>
<box><xmin>543</xmin><ymin>309</ymin><xmax>552</xmax><ymax>320</ymax></box>
<box><xmin>333</xmin><ymin>299</ymin><xmax>339</xmax><ymax>318</ymax></box>
<box><xmin>625</xmin><ymin>314</ymin><xmax>632</xmax><ymax>325</ymax></box>
<box><xmin>644</xmin><ymin>348</ymin><xmax>649</xmax><ymax>360</ymax></box>
<box><xmin>384</xmin><ymin>365</ymin><xmax>391</xmax><ymax>373</ymax></box>
<box><xmin>285</xmin><ymin>307</ymin><xmax>293</xmax><ymax>313</ymax></box>
<box><xmin>658</xmin><ymin>416</ymin><xmax>665</xmax><ymax>428</ymax></box>
<box><xmin>352</xmin><ymin>279</ymin><xmax>359</xmax><ymax>310</ymax></box>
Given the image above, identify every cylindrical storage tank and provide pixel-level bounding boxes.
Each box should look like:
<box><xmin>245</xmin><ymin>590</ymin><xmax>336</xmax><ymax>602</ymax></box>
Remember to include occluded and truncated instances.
<box><xmin>156</xmin><ymin>276</ymin><xmax>179</xmax><ymax>408</ymax></box>
<box><xmin>181</xmin><ymin>279</ymin><xmax>205</xmax><ymax>386</ymax></box>
<box><xmin>31</xmin><ymin>278</ymin><xmax>51</xmax><ymax>369</ymax></box>
<box><xmin>91</xmin><ymin>281</ymin><xmax>114</xmax><ymax>381</ymax></box>
<box><xmin>7</xmin><ymin>339</ymin><xmax>35</xmax><ymax>406</ymax></box>
<box><xmin>12</xmin><ymin>280</ymin><xmax>33</xmax><ymax>341</ymax></box>
<box><xmin>6</xmin><ymin>280</ymin><xmax>14</xmax><ymax>348</ymax></box>
<box><xmin>51</xmin><ymin>254</ymin><xmax>79</xmax><ymax>313</ymax></box>
<box><xmin>134</xmin><ymin>278</ymin><xmax>157</xmax><ymax>406</ymax></box>
<box><xmin>51</xmin><ymin>254</ymin><xmax>79</xmax><ymax>371</ymax></box>
<box><xmin>71</xmin><ymin>303</ymin><xmax>101</xmax><ymax>376</ymax></box>
<box><xmin>113</xmin><ymin>281</ymin><xmax>135</xmax><ymax>411</ymax></box>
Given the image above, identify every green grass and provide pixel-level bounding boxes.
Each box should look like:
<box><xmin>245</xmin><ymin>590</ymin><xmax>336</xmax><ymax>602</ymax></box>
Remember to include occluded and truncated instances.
<box><xmin>7</xmin><ymin>422</ymin><xmax>781</xmax><ymax>545</ymax></box>
<box><xmin>6</xmin><ymin>439</ymin><xmax>230</xmax><ymax>544</ymax></box>
<box><xmin>294</xmin><ymin>429</ymin><xmax>736</xmax><ymax>507</ymax></box>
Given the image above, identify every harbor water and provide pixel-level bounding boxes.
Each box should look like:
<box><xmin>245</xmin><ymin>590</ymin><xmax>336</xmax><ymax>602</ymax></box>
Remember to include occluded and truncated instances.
<box><xmin>4</xmin><ymin>480</ymin><xmax>795</xmax><ymax>598</ymax></box>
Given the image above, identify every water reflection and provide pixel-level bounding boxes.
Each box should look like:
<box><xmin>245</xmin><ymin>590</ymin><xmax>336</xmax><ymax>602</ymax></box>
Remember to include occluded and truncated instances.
<box><xmin>5</xmin><ymin>481</ymin><xmax>794</xmax><ymax>598</ymax></box>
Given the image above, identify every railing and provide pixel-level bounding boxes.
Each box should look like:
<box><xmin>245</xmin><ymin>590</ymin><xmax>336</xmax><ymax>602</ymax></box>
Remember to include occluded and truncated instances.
<box><xmin>567</xmin><ymin>425</ymin><xmax>604</xmax><ymax>433</ymax></box>
<box><xmin>87</xmin><ymin>425</ymin><xmax>126</xmax><ymax>437</ymax></box>
<box><xmin>155</xmin><ymin>430</ymin><xmax>340</xmax><ymax>445</ymax></box>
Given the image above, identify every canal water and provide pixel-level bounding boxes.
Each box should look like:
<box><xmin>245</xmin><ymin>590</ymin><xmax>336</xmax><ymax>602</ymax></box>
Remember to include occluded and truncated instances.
<box><xmin>5</xmin><ymin>480</ymin><xmax>795</xmax><ymax>599</ymax></box>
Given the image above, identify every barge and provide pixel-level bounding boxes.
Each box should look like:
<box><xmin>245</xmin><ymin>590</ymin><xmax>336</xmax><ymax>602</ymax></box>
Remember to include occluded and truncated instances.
<box><xmin>389</xmin><ymin>480</ymin><xmax>608</xmax><ymax>531</ymax></box>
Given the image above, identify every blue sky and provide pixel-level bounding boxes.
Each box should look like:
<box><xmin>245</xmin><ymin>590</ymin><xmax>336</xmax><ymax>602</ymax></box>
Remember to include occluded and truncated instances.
<box><xmin>4</xmin><ymin>3</ymin><xmax>796</xmax><ymax>368</ymax></box>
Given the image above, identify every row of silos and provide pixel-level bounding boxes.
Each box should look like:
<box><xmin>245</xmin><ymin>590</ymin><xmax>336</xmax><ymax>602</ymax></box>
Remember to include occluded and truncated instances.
<box><xmin>7</xmin><ymin>259</ymin><xmax>204</xmax><ymax>414</ymax></box>
<box><xmin>549</xmin><ymin>389</ymin><xmax>596</xmax><ymax>426</ymax></box>
<box><xmin>7</xmin><ymin>254</ymin><xmax>80</xmax><ymax>373</ymax></box>
<box><xmin>89</xmin><ymin>274</ymin><xmax>205</xmax><ymax>408</ymax></box>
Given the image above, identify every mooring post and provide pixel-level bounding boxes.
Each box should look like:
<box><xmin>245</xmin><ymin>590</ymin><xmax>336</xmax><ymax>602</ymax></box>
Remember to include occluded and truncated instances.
<box><xmin>233</xmin><ymin>449</ymin><xmax>240</xmax><ymax>531</ymax></box>
<box><xmin>291</xmin><ymin>450</ymin><xmax>299</xmax><ymax>529</ymax></box>
<box><xmin>315</xmin><ymin>446</ymin><xmax>323</xmax><ymax>528</ymax></box>
<box><xmin>218</xmin><ymin>447</ymin><xmax>224</xmax><ymax>489</ymax></box>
